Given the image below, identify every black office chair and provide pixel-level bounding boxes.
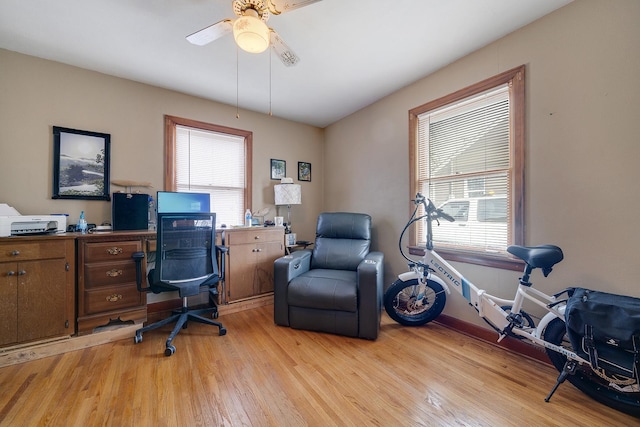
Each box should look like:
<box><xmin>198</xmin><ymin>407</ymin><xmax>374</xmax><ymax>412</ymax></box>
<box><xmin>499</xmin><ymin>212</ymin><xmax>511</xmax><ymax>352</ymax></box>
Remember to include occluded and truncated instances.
<box><xmin>132</xmin><ymin>212</ymin><xmax>227</xmax><ymax>356</ymax></box>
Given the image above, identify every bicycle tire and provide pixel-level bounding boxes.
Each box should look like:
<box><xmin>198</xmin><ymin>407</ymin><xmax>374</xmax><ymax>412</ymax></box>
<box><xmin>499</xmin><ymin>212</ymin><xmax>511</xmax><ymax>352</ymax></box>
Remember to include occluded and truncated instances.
<box><xmin>543</xmin><ymin>317</ymin><xmax>640</xmax><ymax>417</ymax></box>
<box><xmin>384</xmin><ymin>278</ymin><xmax>446</xmax><ymax>326</ymax></box>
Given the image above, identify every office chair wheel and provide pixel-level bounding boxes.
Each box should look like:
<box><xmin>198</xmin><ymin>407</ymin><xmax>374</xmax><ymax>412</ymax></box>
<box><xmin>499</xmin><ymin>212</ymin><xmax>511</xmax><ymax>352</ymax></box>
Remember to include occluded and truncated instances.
<box><xmin>164</xmin><ymin>345</ymin><xmax>176</xmax><ymax>356</ymax></box>
<box><xmin>134</xmin><ymin>334</ymin><xmax>142</xmax><ymax>344</ymax></box>
<box><xmin>213</xmin><ymin>311</ymin><xmax>219</xmax><ymax>319</ymax></box>
<box><xmin>219</xmin><ymin>327</ymin><xmax>227</xmax><ymax>336</ymax></box>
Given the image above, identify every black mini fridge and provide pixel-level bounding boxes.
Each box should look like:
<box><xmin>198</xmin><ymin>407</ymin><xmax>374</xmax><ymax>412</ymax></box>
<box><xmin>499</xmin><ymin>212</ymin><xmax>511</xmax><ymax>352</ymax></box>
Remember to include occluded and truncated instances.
<box><xmin>112</xmin><ymin>193</ymin><xmax>149</xmax><ymax>230</ymax></box>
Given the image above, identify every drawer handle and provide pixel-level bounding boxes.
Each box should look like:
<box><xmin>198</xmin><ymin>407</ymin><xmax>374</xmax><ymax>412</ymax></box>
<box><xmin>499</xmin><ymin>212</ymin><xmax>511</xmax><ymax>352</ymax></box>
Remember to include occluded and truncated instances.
<box><xmin>106</xmin><ymin>247</ymin><xmax>123</xmax><ymax>255</ymax></box>
<box><xmin>106</xmin><ymin>294</ymin><xmax>123</xmax><ymax>302</ymax></box>
<box><xmin>252</xmin><ymin>248</ymin><xmax>262</xmax><ymax>252</ymax></box>
<box><xmin>11</xmin><ymin>250</ymin><xmax>20</xmax><ymax>256</ymax></box>
<box><xmin>254</xmin><ymin>235</ymin><xmax>260</xmax><ymax>240</ymax></box>
<box><xmin>106</xmin><ymin>269</ymin><xmax>123</xmax><ymax>277</ymax></box>
<box><xmin>7</xmin><ymin>271</ymin><xmax>15</xmax><ymax>276</ymax></box>
<box><xmin>17</xmin><ymin>270</ymin><xmax>26</xmax><ymax>276</ymax></box>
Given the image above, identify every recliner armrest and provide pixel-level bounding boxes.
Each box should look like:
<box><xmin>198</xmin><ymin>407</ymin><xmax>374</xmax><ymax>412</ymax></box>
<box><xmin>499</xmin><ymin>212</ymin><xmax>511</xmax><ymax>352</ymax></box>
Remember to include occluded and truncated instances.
<box><xmin>357</xmin><ymin>251</ymin><xmax>384</xmax><ymax>339</ymax></box>
<box><xmin>360</xmin><ymin>251</ymin><xmax>384</xmax><ymax>272</ymax></box>
<box><xmin>275</xmin><ymin>250</ymin><xmax>312</xmax><ymax>281</ymax></box>
<box><xmin>274</xmin><ymin>250</ymin><xmax>312</xmax><ymax>326</ymax></box>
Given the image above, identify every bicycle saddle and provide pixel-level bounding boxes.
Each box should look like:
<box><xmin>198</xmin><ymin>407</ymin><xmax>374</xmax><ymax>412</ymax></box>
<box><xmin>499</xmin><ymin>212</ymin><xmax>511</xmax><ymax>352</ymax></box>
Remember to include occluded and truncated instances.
<box><xmin>507</xmin><ymin>244</ymin><xmax>564</xmax><ymax>274</ymax></box>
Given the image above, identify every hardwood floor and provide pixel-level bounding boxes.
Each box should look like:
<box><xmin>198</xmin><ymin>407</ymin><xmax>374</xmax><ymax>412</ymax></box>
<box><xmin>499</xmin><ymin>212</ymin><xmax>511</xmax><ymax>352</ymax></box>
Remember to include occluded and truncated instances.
<box><xmin>0</xmin><ymin>305</ymin><xmax>636</xmax><ymax>426</ymax></box>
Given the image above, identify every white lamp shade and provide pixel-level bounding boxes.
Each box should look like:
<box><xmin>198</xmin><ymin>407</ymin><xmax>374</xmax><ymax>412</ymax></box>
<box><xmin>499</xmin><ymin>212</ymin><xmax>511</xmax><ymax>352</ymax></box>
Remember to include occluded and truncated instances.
<box><xmin>274</xmin><ymin>184</ymin><xmax>301</xmax><ymax>206</ymax></box>
<box><xmin>233</xmin><ymin>15</ymin><xmax>270</xmax><ymax>53</ymax></box>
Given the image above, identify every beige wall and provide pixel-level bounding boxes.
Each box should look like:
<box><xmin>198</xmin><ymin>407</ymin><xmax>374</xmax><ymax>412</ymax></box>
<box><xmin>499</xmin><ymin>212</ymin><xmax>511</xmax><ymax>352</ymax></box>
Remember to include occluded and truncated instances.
<box><xmin>0</xmin><ymin>49</ymin><xmax>324</xmax><ymax>242</ymax></box>
<box><xmin>324</xmin><ymin>0</ymin><xmax>640</xmax><ymax>326</ymax></box>
<box><xmin>2</xmin><ymin>0</ymin><xmax>639</xmax><ymax>328</ymax></box>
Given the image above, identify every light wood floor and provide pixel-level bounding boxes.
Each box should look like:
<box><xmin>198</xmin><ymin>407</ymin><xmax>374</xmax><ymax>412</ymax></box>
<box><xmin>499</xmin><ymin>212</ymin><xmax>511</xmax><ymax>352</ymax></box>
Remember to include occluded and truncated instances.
<box><xmin>0</xmin><ymin>305</ymin><xmax>636</xmax><ymax>426</ymax></box>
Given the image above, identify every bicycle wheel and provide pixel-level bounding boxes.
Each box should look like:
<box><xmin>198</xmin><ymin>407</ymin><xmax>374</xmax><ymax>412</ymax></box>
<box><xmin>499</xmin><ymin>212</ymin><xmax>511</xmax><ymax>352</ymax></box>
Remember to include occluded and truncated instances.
<box><xmin>384</xmin><ymin>278</ymin><xmax>446</xmax><ymax>326</ymax></box>
<box><xmin>543</xmin><ymin>317</ymin><xmax>640</xmax><ymax>417</ymax></box>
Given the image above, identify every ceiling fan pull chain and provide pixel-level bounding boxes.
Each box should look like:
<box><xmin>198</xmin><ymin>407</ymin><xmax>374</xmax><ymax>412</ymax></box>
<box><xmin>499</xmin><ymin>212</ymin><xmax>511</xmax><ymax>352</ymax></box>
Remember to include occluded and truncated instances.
<box><xmin>236</xmin><ymin>44</ymin><xmax>240</xmax><ymax>119</ymax></box>
<box><xmin>269</xmin><ymin>46</ymin><xmax>273</xmax><ymax>117</ymax></box>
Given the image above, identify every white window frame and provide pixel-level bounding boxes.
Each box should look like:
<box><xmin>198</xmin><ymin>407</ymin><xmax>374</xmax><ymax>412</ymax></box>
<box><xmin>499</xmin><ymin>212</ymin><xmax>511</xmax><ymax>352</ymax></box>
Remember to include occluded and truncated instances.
<box><xmin>409</xmin><ymin>66</ymin><xmax>525</xmax><ymax>270</ymax></box>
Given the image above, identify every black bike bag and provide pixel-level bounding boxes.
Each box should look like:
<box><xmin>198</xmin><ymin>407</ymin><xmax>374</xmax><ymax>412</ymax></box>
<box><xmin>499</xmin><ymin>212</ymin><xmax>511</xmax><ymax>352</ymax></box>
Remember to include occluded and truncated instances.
<box><xmin>565</xmin><ymin>287</ymin><xmax>640</xmax><ymax>377</ymax></box>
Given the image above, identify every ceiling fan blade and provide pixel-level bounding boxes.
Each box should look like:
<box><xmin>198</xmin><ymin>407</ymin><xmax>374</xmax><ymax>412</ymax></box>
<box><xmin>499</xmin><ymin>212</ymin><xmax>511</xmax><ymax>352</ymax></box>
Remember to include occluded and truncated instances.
<box><xmin>266</xmin><ymin>0</ymin><xmax>321</xmax><ymax>15</ymax></box>
<box><xmin>270</xmin><ymin>29</ymin><xmax>300</xmax><ymax>67</ymax></box>
<box><xmin>186</xmin><ymin>19</ymin><xmax>233</xmax><ymax>46</ymax></box>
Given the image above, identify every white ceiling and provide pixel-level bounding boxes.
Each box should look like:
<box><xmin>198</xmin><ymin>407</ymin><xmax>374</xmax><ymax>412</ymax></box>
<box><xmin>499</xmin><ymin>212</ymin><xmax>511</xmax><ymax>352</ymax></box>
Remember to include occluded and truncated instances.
<box><xmin>0</xmin><ymin>0</ymin><xmax>572</xmax><ymax>128</ymax></box>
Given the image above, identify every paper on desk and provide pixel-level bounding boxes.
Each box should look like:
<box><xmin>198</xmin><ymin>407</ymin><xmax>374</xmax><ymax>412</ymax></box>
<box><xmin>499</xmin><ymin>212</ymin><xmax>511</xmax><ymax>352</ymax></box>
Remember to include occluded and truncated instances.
<box><xmin>0</xmin><ymin>203</ymin><xmax>21</xmax><ymax>216</ymax></box>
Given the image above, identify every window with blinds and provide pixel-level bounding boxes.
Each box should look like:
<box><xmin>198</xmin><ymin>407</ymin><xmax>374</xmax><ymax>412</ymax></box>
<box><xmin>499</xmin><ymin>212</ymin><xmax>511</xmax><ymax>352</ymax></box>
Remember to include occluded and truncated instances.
<box><xmin>409</xmin><ymin>66</ymin><xmax>525</xmax><ymax>267</ymax></box>
<box><xmin>165</xmin><ymin>116</ymin><xmax>252</xmax><ymax>228</ymax></box>
<box><xmin>417</xmin><ymin>85</ymin><xmax>510</xmax><ymax>252</ymax></box>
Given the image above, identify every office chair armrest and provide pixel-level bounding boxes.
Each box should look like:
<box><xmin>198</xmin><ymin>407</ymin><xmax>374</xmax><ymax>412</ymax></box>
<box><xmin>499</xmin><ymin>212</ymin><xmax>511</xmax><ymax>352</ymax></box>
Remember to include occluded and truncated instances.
<box><xmin>132</xmin><ymin>251</ymin><xmax>152</xmax><ymax>293</ymax></box>
<box><xmin>215</xmin><ymin>245</ymin><xmax>228</xmax><ymax>282</ymax></box>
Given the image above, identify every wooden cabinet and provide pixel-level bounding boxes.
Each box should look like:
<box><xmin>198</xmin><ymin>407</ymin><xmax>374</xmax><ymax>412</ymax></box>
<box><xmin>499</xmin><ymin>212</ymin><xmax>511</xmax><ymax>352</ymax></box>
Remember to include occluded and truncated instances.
<box><xmin>76</xmin><ymin>232</ymin><xmax>151</xmax><ymax>335</ymax></box>
<box><xmin>224</xmin><ymin>227</ymin><xmax>284</xmax><ymax>303</ymax></box>
<box><xmin>0</xmin><ymin>236</ymin><xmax>75</xmax><ymax>347</ymax></box>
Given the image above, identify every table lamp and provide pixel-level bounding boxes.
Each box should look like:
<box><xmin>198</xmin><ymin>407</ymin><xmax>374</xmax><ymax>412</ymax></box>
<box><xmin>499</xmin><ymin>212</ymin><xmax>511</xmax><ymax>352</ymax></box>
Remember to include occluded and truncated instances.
<box><xmin>274</xmin><ymin>177</ymin><xmax>301</xmax><ymax>228</ymax></box>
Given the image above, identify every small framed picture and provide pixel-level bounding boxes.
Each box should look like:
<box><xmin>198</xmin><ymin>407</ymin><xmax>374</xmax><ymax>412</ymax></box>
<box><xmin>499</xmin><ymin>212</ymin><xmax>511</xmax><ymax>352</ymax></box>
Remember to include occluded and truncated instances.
<box><xmin>285</xmin><ymin>233</ymin><xmax>297</xmax><ymax>246</ymax></box>
<box><xmin>52</xmin><ymin>126</ymin><xmax>111</xmax><ymax>200</ymax></box>
<box><xmin>271</xmin><ymin>159</ymin><xmax>286</xmax><ymax>180</ymax></box>
<box><xmin>298</xmin><ymin>161</ymin><xmax>311</xmax><ymax>182</ymax></box>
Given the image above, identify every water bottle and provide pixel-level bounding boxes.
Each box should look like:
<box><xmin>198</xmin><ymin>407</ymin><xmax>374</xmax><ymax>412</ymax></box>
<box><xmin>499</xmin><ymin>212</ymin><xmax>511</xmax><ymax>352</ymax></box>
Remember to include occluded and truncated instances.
<box><xmin>77</xmin><ymin>211</ymin><xmax>87</xmax><ymax>234</ymax></box>
<box><xmin>148</xmin><ymin>196</ymin><xmax>156</xmax><ymax>231</ymax></box>
<box><xmin>245</xmin><ymin>209</ymin><xmax>252</xmax><ymax>227</ymax></box>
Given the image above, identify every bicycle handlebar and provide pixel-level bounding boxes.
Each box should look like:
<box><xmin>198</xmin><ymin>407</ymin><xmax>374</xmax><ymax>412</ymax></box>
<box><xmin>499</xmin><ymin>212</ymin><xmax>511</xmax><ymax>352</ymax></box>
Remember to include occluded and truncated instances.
<box><xmin>396</xmin><ymin>193</ymin><xmax>456</xmax><ymax>262</ymax></box>
<box><xmin>413</xmin><ymin>193</ymin><xmax>455</xmax><ymax>223</ymax></box>
<box><xmin>437</xmin><ymin>209</ymin><xmax>455</xmax><ymax>222</ymax></box>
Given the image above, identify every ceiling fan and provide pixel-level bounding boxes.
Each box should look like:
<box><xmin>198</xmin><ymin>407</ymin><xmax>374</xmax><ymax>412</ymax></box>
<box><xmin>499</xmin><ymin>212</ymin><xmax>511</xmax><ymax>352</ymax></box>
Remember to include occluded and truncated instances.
<box><xmin>186</xmin><ymin>0</ymin><xmax>320</xmax><ymax>67</ymax></box>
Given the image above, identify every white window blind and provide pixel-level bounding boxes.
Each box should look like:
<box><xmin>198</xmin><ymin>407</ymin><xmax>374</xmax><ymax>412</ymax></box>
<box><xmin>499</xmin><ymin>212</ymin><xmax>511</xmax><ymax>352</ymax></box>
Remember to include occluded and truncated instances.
<box><xmin>416</xmin><ymin>84</ymin><xmax>512</xmax><ymax>253</ymax></box>
<box><xmin>176</xmin><ymin>125</ymin><xmax>246</xmax><ymax>226</ymax></box>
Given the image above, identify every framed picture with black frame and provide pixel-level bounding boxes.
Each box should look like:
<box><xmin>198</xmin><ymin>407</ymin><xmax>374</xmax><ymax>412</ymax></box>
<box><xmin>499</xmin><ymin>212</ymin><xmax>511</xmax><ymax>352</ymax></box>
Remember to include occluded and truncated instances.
<box><xmin>52</xmin><ymin>126</ymin><xmax>111</xmax><ymax>200</ymax></box>
<box><xmin>271</xmin><ymin>158</ymin><xmax>286</xmax><ymax>180</ymax></box>
<box><xmin>298</xmin><ymin>161</ymin><xmax>311</xmax><ymax>182</ymax></box>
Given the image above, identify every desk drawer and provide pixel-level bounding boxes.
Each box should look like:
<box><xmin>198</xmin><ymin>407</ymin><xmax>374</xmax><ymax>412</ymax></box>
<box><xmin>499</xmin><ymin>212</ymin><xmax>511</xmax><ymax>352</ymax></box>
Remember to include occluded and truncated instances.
<box><xmin>83</xmin><ymin>241</ymin><xmax>141</xmax><ymax>262</ymax></box>
<box><xmin>226</xmin><ymin>228</ymin><xmax>282</xmax><ymax>245</ymax></box>
<box><xmin>0</xmin><ymin>240</ymin><xmax>67</xmax><ymax>262</ymax></box>
<box><xmin>83</xmin><ymin>261</ymin><xmax>137</xmax><ymax>288</ymax></box>
<box><xmin>83</xmin><ymin>284</ymin><xmax>143</xmax><ymax>315</ymax></box>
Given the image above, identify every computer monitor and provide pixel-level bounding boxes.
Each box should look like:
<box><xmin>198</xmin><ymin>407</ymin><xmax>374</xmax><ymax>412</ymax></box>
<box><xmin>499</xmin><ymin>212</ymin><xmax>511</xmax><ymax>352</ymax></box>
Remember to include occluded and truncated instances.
<box><xmin>156</xmin><ymin>191</ymin><xmax>210</xmax><ymax>214</ymax></box>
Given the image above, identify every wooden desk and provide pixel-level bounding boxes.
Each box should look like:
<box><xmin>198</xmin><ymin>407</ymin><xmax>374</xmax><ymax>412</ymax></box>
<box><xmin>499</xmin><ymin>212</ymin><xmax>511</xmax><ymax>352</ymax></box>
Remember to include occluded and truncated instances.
<box><xmin>0</xmin><ymin>234</ymin><xmax>76</xmax><ymax>348</ymax></box>
<box><xmin>222</xmin><ymin>227</ymin><xmax>284</xmax><ymax>303</ymax></box>
<box><xmin>76</xmin><ymin>230</ymin><xmax>155</xmax><ymax>335</ymax></box>
<box><xmin>2</xmin><ymin>226</ymin><xmax>284</xmax><ymax>342</ymax></box>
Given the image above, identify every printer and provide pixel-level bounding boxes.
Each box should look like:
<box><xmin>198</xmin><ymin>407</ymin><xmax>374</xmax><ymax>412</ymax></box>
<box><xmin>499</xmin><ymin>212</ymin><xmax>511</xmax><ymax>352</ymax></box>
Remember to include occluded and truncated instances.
<box><xmin>0</xmin><ymin>204</ymin><xmax>67</xmax><ymax>237</ymax></box>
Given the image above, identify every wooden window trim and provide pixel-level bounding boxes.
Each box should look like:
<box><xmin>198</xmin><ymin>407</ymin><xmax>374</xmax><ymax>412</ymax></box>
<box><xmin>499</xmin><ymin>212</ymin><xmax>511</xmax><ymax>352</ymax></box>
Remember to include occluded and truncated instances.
<box><xmin>164</xmin><ymin>115</ymin><xmax>253</xmax><ymax>212</ymax></box>
<box><xmin>409</xmin><ymin>65</ymin><xmax>525</xmax><ymax>270</ymax></box>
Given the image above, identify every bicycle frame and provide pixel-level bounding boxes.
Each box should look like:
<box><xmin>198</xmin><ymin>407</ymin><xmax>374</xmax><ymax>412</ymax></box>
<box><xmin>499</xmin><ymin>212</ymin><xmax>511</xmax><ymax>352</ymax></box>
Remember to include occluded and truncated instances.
<box><xmin>397</xmin><ymin>193</ymin><xmax>591</xmax><ymax>365</ymax></box>
<box><xmin>387</xmin><ymin>195</ymin><xmax>640</xmax><ymax>413</ymax></box>
<box><xmin>405</xmin><ymin>248</ymin><xmax>589</xmax><ymax>363</ymax></box>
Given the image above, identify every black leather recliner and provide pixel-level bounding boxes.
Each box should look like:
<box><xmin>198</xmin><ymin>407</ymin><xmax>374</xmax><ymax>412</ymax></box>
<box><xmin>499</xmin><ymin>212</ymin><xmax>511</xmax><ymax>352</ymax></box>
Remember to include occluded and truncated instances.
<box><xmin>274</xmin><ymin>212</ymin><xmax>384</xmax><ymax>340</ymax></box>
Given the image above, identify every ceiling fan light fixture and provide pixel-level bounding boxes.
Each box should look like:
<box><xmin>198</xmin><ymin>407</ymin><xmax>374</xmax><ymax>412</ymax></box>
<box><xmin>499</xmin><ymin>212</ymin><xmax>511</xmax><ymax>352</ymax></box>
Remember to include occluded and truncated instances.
<box><xmin>233</xmin><ymin>14</ymin><xmax>270</xmax><ymax>53</ymax></box>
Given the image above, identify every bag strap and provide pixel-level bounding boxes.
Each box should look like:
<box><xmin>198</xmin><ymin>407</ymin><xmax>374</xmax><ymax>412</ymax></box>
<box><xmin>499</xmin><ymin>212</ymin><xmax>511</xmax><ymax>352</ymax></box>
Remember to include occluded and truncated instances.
<box><xmin>584</xmin><ymin>324</ymin><xmax>600</xmax><ymax>369</ymax></box>
<box><xmin>634</xmin><ymin>335</ymin><xmax>640</xmax><ymax>381</ymax></box>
